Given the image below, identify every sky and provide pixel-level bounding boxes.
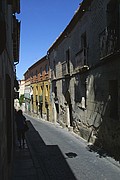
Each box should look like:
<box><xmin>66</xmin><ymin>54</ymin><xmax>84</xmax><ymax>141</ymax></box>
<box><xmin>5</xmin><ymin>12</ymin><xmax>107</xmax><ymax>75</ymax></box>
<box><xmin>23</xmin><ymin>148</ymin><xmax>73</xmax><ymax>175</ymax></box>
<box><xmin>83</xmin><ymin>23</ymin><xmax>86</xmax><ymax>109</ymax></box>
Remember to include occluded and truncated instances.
<box><xmin>16</xmin><ymin>0</ymin><xmax>82</xmax><ymax>80</ymax></box>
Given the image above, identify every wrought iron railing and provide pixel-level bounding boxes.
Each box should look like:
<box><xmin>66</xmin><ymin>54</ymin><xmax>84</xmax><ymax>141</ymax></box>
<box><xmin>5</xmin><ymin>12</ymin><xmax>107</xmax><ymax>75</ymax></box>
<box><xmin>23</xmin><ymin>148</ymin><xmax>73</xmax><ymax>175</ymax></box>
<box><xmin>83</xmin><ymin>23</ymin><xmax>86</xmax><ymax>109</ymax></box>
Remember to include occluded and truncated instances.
<box><xmin>99</xmin><ymin>25</ymin><xmax>119</xmax><ymax>59</ymax></box>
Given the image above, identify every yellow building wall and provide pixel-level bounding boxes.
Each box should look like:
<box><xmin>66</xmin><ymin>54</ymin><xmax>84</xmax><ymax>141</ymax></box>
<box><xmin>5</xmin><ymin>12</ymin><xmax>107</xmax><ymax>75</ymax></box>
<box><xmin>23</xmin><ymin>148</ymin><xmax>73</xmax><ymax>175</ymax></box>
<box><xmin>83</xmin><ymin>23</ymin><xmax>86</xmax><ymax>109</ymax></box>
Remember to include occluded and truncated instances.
<box><xmin>32</xmin><ymin>83</ymin><xmax>38</xmax><ymax>114</ymax></box>
<box><xmin>32</xmin><ymin>80</ymin><xmax>52</xmax><ymax>120</ymax></box>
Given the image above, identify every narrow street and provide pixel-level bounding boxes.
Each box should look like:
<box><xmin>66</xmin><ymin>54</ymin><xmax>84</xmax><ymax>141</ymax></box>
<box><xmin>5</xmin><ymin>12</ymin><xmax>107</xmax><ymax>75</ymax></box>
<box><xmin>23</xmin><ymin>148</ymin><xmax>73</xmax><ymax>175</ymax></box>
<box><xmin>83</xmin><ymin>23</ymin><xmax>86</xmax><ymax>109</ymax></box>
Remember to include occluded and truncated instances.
<box><xmin>13</xmin><ymin>114</ymin><xmax>120</xmax><ymax>180</ymax></box>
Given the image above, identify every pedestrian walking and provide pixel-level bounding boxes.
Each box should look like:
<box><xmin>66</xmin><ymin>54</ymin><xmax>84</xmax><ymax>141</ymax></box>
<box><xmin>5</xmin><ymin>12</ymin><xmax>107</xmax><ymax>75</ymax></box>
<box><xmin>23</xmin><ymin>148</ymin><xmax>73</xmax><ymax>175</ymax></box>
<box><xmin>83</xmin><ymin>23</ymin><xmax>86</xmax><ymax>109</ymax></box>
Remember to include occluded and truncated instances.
<box><xmin>15</xmin><ymin>110</ymin><xmax>28</xmax><ymax>148</ymax></box>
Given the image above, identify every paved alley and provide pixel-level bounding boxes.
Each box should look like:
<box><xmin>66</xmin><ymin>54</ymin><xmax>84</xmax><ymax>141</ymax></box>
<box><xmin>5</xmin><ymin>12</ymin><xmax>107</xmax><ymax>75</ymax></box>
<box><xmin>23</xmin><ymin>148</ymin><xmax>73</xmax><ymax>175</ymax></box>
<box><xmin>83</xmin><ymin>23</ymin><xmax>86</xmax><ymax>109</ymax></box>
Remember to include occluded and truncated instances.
<box><xmin>12</xmin><ymin>115</ymin><xmax>120</xmax><ymax>180</ymax></box>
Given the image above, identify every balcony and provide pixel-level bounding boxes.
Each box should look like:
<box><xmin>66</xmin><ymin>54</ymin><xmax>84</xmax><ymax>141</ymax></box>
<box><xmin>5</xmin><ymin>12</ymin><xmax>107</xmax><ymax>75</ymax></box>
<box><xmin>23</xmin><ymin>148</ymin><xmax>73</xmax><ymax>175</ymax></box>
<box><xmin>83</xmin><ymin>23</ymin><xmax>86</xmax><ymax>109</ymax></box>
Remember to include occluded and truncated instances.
<box><xmin>75</xmin><ymin>48</ymin><xmax>88</xmax><ymax>72</ymax></box>
<box><xmin>99</xmin><ymin>25</ymin><xmax>119</xmax><ymax>59</ymax></box>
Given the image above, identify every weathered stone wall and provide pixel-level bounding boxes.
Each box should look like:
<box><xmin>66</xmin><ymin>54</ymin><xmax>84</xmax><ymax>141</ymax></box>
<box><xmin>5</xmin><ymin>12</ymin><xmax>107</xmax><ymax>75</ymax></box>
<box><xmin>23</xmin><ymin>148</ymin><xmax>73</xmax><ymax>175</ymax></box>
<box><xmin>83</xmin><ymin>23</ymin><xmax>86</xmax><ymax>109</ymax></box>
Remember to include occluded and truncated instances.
<box><xmin>49</xmin><ymin>0</ymin><xmax>120</xmax><ymax>158</ymax></box>
<box><xmin>71</xmin><ymin>56</ymin><xmax>120</xmax><ymax>158</ymax></box>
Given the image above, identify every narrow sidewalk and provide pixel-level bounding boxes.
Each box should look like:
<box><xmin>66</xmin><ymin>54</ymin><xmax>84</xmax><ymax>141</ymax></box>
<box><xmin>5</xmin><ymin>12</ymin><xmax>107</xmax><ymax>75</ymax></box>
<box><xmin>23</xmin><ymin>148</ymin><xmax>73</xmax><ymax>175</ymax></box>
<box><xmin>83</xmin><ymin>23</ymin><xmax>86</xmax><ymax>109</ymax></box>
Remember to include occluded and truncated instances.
<box><xmin>12</xmin><ymin>139</ymin><xmax>38</xmax><ymax>180</ymax></box>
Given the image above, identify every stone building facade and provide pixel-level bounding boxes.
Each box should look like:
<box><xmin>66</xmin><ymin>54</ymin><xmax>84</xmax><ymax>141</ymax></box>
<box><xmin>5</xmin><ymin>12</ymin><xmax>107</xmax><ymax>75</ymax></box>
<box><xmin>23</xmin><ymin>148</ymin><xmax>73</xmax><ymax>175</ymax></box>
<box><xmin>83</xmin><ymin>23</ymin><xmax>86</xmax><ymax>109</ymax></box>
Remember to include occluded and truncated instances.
<box><xmin>48</xmin><ymin>0</ymin><xmax>120</xmax><ymax>157</ymax></box>
<box><xmin>24</xmin><ymin>56</ymin><xmax>52</xmax><ymax>121</ymax></box>
<box><xmin>18</xmin><ymin>79</ymin><xmax>25</xmax><ymax>111</ymax></box>
<box><xmin>0</xmin><ymin>0</ymin><xmax>20</xmax><ymax>179</ymax></box>
<box><xmin>19</xmin><ymin>79</ymin><xmax>25</xmax><ymax>96</ymax></box>
<box><xmin>24</xmin><ymin>69</ymin><xmax>31</xmax><ymax>113</ymax></box>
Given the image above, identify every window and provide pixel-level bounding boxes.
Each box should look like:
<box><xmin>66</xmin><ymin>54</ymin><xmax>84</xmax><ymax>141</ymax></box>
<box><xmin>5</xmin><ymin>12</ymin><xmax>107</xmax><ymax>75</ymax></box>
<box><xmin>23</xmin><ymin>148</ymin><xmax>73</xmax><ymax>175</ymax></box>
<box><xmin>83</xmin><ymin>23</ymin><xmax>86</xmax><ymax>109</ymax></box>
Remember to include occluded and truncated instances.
<box><xmin>74</xmin><ymin>77</ymin><xmax>86</xmax><ymax>109</ymax></box>
<box><xmin>54</xmin><ymin>86</ymin><xmax>57</xmax><ymax>97</ymax></box>
<box><xmin>46</xmin><ymin>85</ymin><xmax>48</xmax><ymax>96</ymax></box>
<box><xmin>31</xmin><ymin>95</ymin><xmax>33</xmax><ymax>104</ymax></box>
<box><xmin>81</xmin><ymin>32</ymin><xmax>87</xmax><ymax>49</ymax></box>
<box><xmin>40</xmin><ymin>67</ymin><xmax>42</xmax><ymax>76</ymax></box>
<box><xmin>100</xmin><ymin>1</ymin><xmax>119</xmax><ymax>58</ymax></box>
<box><xmin>53</xmin><ymin>60</ymin><xmax>56</xmax><ymax>77</ymax></box>
<box><xmin>66</xmin><ymin>49</ymin><xmax>70</xmax><ymax>74</ymax></box>
<box><xmin>36</xmin><ymin>70</ymin><xmax>37</xmax><ymax>76</ymax></box>
<box><xmin>45</xmin><ymin>64</ymin><xmax>48</xmax><ymax>73</ymax></box>
<box><xmin>53</xmin><ymin>60</ymin><xmax>55</xmax><ymax>69</ymax></box>
<box><xmin>31</xmin><ymin>72</ymin><xmax>33</xmax><ymax>77</ymax></box>
<box><xmin>106</xmin><ymin>0</ymin><xmax>119</xmax><ymax>50</ymax></box>
<box><xmin>36</xmin><ymin>95</ymin><xmax>38</xmax><ymax>105</ymax></box>
<box><xmin>41</xmin><ymin>86</ymin><xmax>43</xmax><ymax>91</ymax></box>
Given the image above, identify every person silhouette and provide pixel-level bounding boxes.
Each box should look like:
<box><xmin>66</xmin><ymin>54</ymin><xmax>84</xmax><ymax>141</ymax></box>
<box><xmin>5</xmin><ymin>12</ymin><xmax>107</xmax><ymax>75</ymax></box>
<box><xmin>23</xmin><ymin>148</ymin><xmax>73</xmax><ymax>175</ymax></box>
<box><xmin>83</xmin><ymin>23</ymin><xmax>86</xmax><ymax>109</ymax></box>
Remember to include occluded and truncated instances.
<box><xmin>15</xmin><ymin>110</ymin><xmax>27</xmax><ymax>148</ymax></box>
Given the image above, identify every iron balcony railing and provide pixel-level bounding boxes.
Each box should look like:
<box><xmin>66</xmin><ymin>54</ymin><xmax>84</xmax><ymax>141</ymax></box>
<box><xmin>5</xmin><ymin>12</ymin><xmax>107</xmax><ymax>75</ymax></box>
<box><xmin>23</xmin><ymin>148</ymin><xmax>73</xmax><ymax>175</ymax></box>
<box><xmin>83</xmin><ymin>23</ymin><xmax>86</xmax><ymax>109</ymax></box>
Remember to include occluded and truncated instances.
<box><xmin>99</xmin><ymin>25</ymin><xmax>119</xmax><ymax>59</ymax></box>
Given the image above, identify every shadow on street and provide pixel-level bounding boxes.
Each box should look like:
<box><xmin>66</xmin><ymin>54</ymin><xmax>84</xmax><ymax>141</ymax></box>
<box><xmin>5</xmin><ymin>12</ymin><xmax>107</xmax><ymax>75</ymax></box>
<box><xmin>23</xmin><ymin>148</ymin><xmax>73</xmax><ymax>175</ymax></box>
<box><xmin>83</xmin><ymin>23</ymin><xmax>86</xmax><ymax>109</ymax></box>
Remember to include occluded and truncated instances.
<box><xmin>25</xmin><ymin>120</ymin><xmax>77</xmax><ymax>180</ymax></box>
<box><xmin>87</xmin><ymin>144</ymin><xmax>120</xmax><ymax>163</ymax></box>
